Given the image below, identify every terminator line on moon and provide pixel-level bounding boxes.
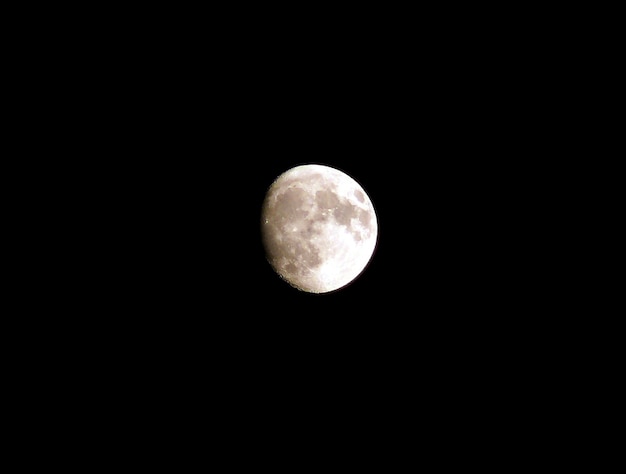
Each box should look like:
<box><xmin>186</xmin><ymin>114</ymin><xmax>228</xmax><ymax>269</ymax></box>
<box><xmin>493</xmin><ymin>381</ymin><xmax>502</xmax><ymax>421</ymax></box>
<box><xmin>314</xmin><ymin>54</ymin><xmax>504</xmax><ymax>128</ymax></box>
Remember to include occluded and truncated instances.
<box><xmin>261</xmin><ymin>164</ymin><xmax>378</xmax><ymax>293</ymax></box>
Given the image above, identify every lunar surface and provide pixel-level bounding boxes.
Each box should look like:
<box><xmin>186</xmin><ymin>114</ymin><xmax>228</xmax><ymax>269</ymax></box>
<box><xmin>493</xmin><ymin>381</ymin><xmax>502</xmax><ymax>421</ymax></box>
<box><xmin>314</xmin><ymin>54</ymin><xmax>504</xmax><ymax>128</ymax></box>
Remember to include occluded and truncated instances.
<box><xmin>261</xmin><ymin>164</ymin><xmax>378</xmax><ymax>293</ymax></box>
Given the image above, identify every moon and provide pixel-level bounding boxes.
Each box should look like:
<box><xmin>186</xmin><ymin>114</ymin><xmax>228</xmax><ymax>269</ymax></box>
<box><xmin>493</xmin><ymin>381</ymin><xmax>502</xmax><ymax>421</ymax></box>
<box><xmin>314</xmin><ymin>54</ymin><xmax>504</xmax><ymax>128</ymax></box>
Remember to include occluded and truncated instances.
<box><xmin>260</xmin><ymin>164</ymin><xmax>378</xmax><ymax>293</ymax></box>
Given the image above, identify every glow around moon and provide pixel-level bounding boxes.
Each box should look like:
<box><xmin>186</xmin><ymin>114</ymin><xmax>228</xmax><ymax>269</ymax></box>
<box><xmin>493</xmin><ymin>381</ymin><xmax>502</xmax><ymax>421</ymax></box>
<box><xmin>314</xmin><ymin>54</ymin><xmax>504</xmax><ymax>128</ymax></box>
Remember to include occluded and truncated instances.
<box><xmin>261</xmin><ymin>164</ymin><xmax>378</xmax><ymax>293</ymax></box>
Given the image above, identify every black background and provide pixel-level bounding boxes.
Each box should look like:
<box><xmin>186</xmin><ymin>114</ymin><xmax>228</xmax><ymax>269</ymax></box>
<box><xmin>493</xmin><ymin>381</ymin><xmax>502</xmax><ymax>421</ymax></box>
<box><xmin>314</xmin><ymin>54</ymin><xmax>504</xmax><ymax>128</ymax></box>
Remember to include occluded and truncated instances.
<box><xmin>25</xmin><ymin>5</ymin><xmax>586</xmax><ymax>462</ymax></box>
<box><xmin>92</xmin><ymin>17</ymin><xmax>552</xmax><ymax>346</ymax></box>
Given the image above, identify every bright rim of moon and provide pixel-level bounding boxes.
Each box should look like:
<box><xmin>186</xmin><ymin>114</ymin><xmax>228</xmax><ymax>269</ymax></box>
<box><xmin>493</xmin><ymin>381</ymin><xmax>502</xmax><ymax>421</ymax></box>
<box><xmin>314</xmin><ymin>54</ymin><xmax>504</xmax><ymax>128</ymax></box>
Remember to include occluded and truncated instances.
<box><xmin>261</xmin><ymin>164</ymin><xmax>378</xmax><ymax>293</ymax></box>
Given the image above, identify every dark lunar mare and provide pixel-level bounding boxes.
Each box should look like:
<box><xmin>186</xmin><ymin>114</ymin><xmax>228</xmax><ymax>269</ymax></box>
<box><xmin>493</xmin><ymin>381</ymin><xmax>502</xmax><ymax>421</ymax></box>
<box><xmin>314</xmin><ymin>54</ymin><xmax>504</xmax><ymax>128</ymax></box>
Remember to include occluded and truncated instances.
<box><xmin>315</xmin><ymin>189</ymin><xmax>369</xmax><ymax>241</ymax></box>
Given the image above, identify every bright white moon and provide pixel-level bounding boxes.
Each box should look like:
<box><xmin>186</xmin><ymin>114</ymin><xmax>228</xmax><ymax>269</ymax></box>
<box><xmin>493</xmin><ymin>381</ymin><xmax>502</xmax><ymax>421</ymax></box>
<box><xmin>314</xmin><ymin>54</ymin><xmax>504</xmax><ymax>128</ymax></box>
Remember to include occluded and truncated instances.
<box><xmin>261</xmin><ymin>164</ymin><xmax>378</xmax><ymax>293</ymax></box>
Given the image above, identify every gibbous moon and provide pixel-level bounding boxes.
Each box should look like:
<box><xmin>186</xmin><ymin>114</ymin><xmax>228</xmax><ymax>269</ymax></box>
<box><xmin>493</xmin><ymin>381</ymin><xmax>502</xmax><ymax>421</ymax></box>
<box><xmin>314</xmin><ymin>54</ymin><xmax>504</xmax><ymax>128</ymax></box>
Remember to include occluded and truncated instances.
<box><xmin>261</xmin><ymin>164</ymin><xmax>378</xmax><ymax>293</ymax></box>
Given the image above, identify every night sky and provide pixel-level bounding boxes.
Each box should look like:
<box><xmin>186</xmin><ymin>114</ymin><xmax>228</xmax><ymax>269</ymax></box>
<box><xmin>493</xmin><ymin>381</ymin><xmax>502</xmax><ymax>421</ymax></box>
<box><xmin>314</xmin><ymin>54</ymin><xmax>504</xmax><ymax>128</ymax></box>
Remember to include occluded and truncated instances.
<box><xmin>49</xmin><ymin>6</ymin><xmax>573</xmax><ymax>460</ymax></box>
